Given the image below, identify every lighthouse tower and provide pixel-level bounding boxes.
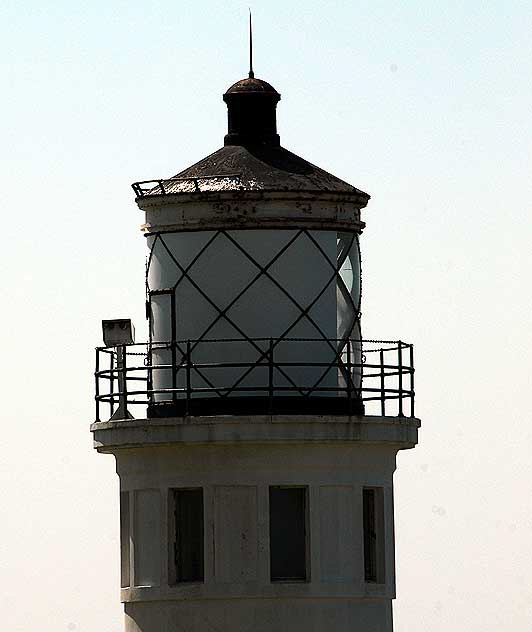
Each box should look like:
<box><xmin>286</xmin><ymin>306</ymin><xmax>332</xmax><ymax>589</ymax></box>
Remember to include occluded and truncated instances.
<box><xmin>92</xmin><ymin>65</ymin><xmax>419</xmax><ymax>632</ymax></box>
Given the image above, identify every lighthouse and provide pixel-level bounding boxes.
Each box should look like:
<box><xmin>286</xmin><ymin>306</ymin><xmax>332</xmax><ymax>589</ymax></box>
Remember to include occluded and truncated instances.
<box><xmin>92</xmin><ymin>62</ymin><xmax>420</xmax><ymax>632</ymax></box>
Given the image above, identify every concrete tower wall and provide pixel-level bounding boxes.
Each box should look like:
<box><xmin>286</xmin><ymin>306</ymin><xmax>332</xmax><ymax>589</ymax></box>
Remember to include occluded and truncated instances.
<box><xmin>101</xmin><ymin>421</ymin><xmax>408</xmax><ymax>632</ymax></box>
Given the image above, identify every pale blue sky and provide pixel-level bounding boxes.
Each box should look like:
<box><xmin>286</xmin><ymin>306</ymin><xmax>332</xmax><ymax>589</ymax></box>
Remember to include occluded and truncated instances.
<box><xmin>1</xmin><ymin>2</ymin><xmax>532</xmax><ymax>631</ymax></box>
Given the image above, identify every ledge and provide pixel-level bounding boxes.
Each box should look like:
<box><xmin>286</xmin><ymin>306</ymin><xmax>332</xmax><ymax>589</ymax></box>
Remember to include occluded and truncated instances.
<box><xmin>91</xmin><ymin>414</ymin><xmax>420</xmax><ymax>453</ymax></box>
<box><xmin>120</xmin><ymin>581</ymin><xmax>392</xmax><ymax>603</ymax></box>
<box><xmin>138</xmin><ymin>190</ymin><xmax>366</xmax><ymax>234</ymax></box>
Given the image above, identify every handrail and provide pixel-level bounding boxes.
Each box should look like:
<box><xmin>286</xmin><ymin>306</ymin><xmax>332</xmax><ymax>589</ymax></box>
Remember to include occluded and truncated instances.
<box><xmin>132</xmin><ymin>174</ymin><xmax>243</xmax><ymax>197</ymax></box>
<box><xmin>94</xmin><ymin>338</ymin><xmax>415</xmax><ymax>422</ymax></box>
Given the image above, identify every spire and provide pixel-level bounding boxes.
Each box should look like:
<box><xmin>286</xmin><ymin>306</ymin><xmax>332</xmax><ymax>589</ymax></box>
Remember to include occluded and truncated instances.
<box><xmin>248</xmin><ymin>10</ymin><xmax>254</xmax><ymax>78</ymax></box>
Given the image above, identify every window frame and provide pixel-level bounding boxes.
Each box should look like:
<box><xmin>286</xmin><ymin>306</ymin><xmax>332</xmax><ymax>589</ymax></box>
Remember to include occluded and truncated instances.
<box><xmin>268</xmin><ymin>485</ymin><xmax>310</xmax><ymax>583</ymax></box>
<box><xmin>168</xmin><ymin>487</ymin><xmax>205</xmax><ymax>585</ymax></box>
<box><xmin>362</xmin><ymin>486</ymin><xmax>386</xmax><ymax>584</ymax></box>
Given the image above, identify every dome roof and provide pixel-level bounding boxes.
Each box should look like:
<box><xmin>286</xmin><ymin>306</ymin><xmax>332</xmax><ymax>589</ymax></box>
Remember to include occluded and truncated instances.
<box><xmin>225</xmin><ymin>77</ymin><xmax>279</xmax><ymax>94</ymax></box>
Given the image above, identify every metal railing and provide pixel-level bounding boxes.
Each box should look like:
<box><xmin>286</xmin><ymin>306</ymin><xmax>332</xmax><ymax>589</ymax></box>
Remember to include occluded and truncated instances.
<box><xmin>94</xmin><ymin>338</ymin><xmax>415</xmax><ymax>422</ymax></box>
<box><xmin>132</xmin><ymin>174</ymin><xmax>243</xmax><ymax>198</ymax></box>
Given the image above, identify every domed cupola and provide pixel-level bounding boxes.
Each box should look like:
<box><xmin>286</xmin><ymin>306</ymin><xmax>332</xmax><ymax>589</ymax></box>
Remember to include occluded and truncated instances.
<box><xmin>223</xmin><ymin>76</ymin><xmax>281</xmax><ymax>147</ymax></box>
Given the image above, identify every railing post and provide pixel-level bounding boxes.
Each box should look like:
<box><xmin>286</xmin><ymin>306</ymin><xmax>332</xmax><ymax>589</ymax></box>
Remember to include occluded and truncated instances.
<box><xmin>397</xmin><ymin>341</ymin><xmax>404</xmax><ymax>417</ymax></box>
<box><xmin>95</xmin><ymin>348</ymin><xmax>100</xmax><ymax>423</ymax></box>
<box><xmin>110</xmin><ymin>351</ymin><xmax>115</xmax><ymax>418</ymax></box>
<box><xmin>380</xmin><ymin>349</ymin><xmax>385</xmax><ymax>417</ymax></box>
<box><xmin>268</xmin><ymin>338</ymin><xmax>274</xmax><ymax>415</ymax></box>
<box><xmin>171</xmin><ymin>340</ymin><xmax>177</xmax><ymax>405</ymax></box>
<box><xmin>119</xmin><ymin>345</ymin><xmax>128</xmax><ymax>416</ymax></box>
<box><xmin>110</xmin><ymin>345</ymin><xmax>131</xmax><ymax>420</ymax></box>
<box><xmin>185</xmin><ymin>340</ymin><xmax>191</xmax><ymax>417</ymax></box>
<box><xmin>346</xmin><ymin>340</ymin><xmax>352</xmax><ymax>413</ymax></box>
<box><xmin>146</xmin><ymin>342</ymin><xmax>153</xmax><ymax>407</ymax></box>
<box><xmin>409</xmin><ymin>344</ymin><xmax>415</xmax><ymax>418</ymax></box>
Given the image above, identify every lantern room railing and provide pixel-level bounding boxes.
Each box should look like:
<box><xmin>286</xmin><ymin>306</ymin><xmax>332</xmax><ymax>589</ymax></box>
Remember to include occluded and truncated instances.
<box><xmin>94</xmin><ymin>338</ymin><xmax>415</xmax><ymax>422</ymax></box>
<box><xmin>132</xmin><ymin>174</ymin><xmax>243</xmax><ymax>198</ymax></box>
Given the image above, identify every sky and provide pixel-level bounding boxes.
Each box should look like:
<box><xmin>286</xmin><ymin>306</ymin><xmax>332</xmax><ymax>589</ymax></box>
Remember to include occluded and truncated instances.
<box><xmin>1</xmin><ymin>1</ymin><xmax>532</xmax><ymax>630</ymax></box>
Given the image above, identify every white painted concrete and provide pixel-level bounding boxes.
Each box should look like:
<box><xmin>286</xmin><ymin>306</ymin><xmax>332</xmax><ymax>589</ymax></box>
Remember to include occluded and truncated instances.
<box><xmin>92</xmin><ymin>415</ymin><xmax>418</xmax><ymax>632</ymax></box>
<box><xmin>124</xmin><ymin>599</ymin><xmax>392</xmax><ymax>632</ymax></box>
<box><xmin>91</xmin><ymin>415</ymin><xmax>419</xmax><ymax>450</ymax></box>
<box><xmin>138</xmin><ymin>190</ymin><xmax>367</xmax><ymax>233</ymax></box>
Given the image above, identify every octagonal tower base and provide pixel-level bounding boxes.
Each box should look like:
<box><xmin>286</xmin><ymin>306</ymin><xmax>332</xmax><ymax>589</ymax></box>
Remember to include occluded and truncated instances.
<box><xmin>92</xmin><ymin>414</ymin><xmax>419</xmax><ymax>632</ymax></box>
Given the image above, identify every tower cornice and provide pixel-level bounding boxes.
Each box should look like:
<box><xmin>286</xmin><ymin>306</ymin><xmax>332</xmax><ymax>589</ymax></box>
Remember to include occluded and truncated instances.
<box><xmin>137</xmin><ymin>190</ymin><xmax>367</xmax><ymax>234</ymax></box>
<box><xmin>91</xmin><ymin>415</ymin><xmax>420</xmax><ymax>453</ymax></box>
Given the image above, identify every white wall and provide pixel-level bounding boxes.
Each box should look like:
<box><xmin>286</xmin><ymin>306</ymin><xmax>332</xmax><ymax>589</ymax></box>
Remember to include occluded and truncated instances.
<box><xmin>116</xmin><ymin>440</ymin><xmax>399</xmax><ymax>632</ymax></box>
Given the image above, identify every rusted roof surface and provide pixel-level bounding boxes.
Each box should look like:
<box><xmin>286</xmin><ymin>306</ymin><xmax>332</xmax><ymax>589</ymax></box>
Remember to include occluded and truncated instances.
<box><xmin>225</xmin><ymin>77</ymin><xmax>279</xmax><ymax>94</ymax></box>
<box><xmin>144</xmin><ymin>145</ymin><xmax>369</xmax><ymax>198</ymax></box>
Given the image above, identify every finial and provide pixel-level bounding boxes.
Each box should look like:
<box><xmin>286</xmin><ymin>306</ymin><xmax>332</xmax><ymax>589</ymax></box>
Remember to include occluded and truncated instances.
<box><xmin>248</xmin><ymin>9</ymin><xmax>254</xmax><ymax>78</ymax></box>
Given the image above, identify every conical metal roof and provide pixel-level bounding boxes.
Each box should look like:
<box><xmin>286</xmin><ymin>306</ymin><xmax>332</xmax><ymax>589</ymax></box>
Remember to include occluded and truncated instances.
<box><xmin>142</xmin><ymin>144</ymin><xmax>369</xmax><ymax>197</ymax></box>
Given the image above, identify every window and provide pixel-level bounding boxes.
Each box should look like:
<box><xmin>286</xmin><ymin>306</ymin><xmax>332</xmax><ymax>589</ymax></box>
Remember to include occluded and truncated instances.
<box><xmin>363</xmin><ymin>487</ymin><xmax>385</xmax><ymax>583</ymax></box>
<box><xmin>171</xmin><ymin>489</ymin><xmax>204</xmax><ymax>583</ymax></box>
<box><xmin>269</xmin><ymin>487</ymin><xmax>307</xmax><ymax>581</ymax></box>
